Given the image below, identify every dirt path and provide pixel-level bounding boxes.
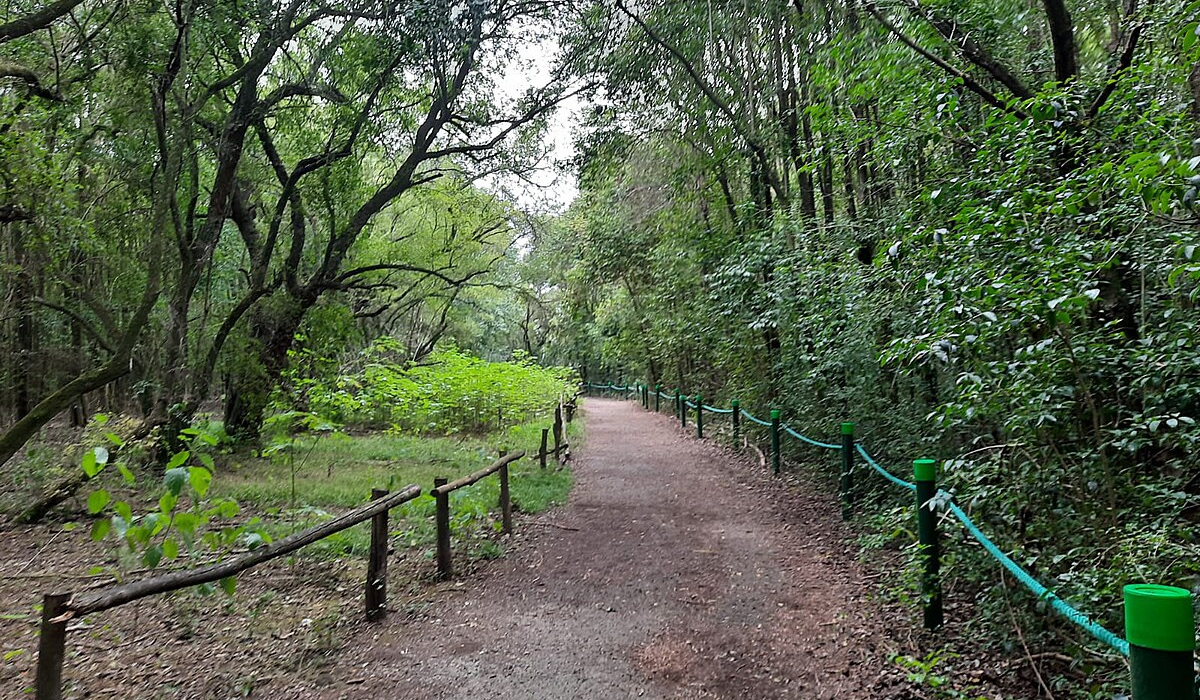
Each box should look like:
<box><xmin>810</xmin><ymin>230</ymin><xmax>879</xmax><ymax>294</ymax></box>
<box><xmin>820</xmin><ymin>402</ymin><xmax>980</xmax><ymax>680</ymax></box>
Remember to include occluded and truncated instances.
<box><xmin>314</xmin><ymin>398</ymin><xmax>919</xmax><ymax>699</ymax></box>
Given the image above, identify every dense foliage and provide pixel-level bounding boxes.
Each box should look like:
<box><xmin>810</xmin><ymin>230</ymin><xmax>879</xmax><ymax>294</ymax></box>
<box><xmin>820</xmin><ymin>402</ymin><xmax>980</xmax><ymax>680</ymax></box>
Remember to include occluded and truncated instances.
<box><xmin>538</xmin><ymin>0</ymin><xmax>1200</xmax><ymax>692</ymax></box>
<box><xmin>285</xmin><ymin>341</ymin><xmax>578</xmax><ymax>434</ymax></box>
<box><xmin>0</xmin><ymin>0</ymin><xmax>575</xmax><ymax>465</ymax></box>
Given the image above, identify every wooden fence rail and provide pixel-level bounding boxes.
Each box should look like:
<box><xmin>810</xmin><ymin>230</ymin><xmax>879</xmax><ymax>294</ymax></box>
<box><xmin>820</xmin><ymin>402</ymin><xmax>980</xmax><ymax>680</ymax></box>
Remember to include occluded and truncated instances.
<box><xmin>431</xmin><ymin>450</ymin><xmax>526</xmax><ymax>578</ymax></box>
<box><xmin>35</xmin><ymin>483</ymin><xmax>423</xmax><ymax>700</ymax></box>
<box><xmin>34</xmin><ymin>402</ymin><xmax>579</xmax><ymax>699</ymax></box>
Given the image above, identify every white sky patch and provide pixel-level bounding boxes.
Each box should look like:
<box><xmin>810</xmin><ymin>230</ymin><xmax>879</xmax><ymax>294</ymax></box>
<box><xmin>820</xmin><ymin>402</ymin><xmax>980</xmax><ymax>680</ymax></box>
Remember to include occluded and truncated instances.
<box><xmin>486</xmin><ymin>35</ymin><xmax>581</xmax><ymax>214</ymax></box>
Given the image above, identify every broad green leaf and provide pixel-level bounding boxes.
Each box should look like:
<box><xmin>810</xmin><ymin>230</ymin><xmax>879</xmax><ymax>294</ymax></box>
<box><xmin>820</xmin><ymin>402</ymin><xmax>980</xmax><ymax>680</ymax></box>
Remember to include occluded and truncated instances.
<box><xmin>87</xmin><ymin>489</ymin><xmax>110</xmax><ymax>514</ymax></box>
<box><xmin>117</xmin><ymin>464</ymin><xmax>136</xmax><ymax>486</ymax></box>
<box><xmin>188</xmin><ymin>466</ymin><xmax>212</xmax><ymax>498</ymax></box>
<box><xmin>219</xmin><ymin>576</ymin><xmax>237</xmax><ymax>596</ymax></box>
<box><xmin>143</xmin><ymin>545</ymin><xmax>163</xmax><ymax>569</ymax></box>
<box><xmin>90</xmin><ymin>519</ymin><xmax>111</xmax><ymax>541</ymax></box>
<box><xmin>164</xmin><ymin>467</ymin><xmax>188</xmax><ymax>496</ymax></box>
<box><xmin>166</xmin><ymin>451</ymin><xmax>190</xmax><ymax>470</ymax></box>
<box><xmin>162</xmin><ymin>538</ymin><xmax>179</xmax><ymax>560</ymax></box>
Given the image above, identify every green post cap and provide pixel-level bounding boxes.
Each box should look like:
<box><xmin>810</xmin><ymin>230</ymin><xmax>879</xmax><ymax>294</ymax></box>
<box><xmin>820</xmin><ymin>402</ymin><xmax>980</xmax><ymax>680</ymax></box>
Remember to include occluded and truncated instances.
<box><xmin>913</xmin><ymin>459</ymin><xmax>937</xmax><ymax>482</ymax></box>
<box><xmin>1124</xmin><ymin>584</ymin><xmax>1195</xmax><ymax>651</ymax></box>
<box><xmin>840</xmin><ymin>422</ymin><xmax>855</xmax><ymax>435</ymax></box>
<box><xmin>770</xmin><ymin>409</ymin><xmax>781</xmax><ymax>419</ymax></box>
<box><xmin>731</xmin><ymin>399</ymin><xmax>739</xmax><ymax>408</ymax></box>
<box><xmin>656</xmin><ymin>384</ymin><xmax>661</xmax><ymax>389</ymax></box>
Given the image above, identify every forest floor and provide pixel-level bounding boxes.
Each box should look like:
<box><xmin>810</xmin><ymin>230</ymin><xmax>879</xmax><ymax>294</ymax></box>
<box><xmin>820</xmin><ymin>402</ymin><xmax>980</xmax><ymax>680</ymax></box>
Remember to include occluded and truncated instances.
<box><xmin>0</xmin><ymin>399</ymin><xmax>1035</xmax><ymax>699</ymax></box>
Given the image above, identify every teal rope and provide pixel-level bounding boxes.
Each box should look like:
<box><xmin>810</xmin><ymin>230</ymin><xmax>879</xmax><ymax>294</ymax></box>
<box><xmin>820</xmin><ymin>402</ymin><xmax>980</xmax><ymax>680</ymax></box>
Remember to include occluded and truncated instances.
<box><xmin>684</xmin><ymin>399</ymin><xmax>697</xmax><ymax>409</ymax></box>
<box><xmin>945</xmin><ymin>498</ymin><xmax>1130</xmax><ymax>656</ymax></box>
<box><xmin>854</xmin><ymin>444</ymin><xmax>917</xmax><ymax>491</ymax></box>
<box><xmin>740</xmin><ymin>409</ymin><xmax>772</xmax><ymax>427</ymax></box>
<box><xmin>702</xmin><ymin>405</ymin><xmax>733</xmax><ymax>414</ymax></box>
<box><xmin>782</xmin><ymin>425</ymin><xmax>840</xmax><ymax>450</ymax></box>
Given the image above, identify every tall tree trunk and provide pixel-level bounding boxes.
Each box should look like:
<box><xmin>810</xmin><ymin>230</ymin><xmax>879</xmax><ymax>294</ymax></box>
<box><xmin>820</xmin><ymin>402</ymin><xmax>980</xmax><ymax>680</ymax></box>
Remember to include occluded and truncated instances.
<box><xmin>223</xmin><ymin>298</ymin><xmax>308</xmax><ymax>442</ymax></box>
<box><xmin>13</xmin><ymin>223</ymin><xmax>33</xmax><ymax>420</ymax></box>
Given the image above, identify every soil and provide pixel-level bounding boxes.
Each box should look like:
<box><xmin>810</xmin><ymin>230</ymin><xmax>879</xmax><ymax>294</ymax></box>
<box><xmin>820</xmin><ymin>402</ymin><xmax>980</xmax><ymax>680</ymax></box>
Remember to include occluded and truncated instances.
<box><xmin>1</xmin><ymin>398</ymin><xmax>1027</xmax><ymax>699</ymax></box>
<box><xmin>303</xmin><ymin>398</ymin><xmax>942</xmax><ymax>700</ymax></box>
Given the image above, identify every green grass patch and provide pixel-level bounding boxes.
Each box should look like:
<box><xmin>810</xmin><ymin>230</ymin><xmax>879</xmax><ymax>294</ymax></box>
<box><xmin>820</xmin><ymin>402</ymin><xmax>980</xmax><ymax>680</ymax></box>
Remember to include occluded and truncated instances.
<box><xmin>213</xmin><ymin>416</ymin><xmax>582</xmax><ymax>559</ymax></box>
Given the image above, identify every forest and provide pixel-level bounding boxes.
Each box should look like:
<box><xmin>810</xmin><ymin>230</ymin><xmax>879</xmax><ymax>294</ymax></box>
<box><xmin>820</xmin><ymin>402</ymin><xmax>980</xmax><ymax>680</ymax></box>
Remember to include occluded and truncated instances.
<box><xmin>2</xmin><ymin>0</ymin><xmax>1199</xmax><ymax>697</ymax></box>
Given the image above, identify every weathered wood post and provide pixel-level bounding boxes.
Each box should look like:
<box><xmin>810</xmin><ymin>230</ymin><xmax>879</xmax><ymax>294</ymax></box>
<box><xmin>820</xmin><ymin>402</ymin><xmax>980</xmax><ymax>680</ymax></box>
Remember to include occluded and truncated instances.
<box><xmin>695</xmin><ymin>394</ymin><xmax>703</xmax><ymax>439</ymax></box>
<box><xmin>1125</xmin><ymin>584</ymin><xmax>1195</xmax><ymax>700</ymax></box>
<box><xmin>499</xmin><ymin>449</ymin><xmax>512</xmax><ymax>535</ymax></box>
<box><xmin>654</xmin><ymin>384</ymin><xmax>661</xmax><ymax>412</ymax></box>
<box><xmin>434</xmin><ymin>477</ymin><xmax>452</xmax><ymax>578</ymax></box>
<box><xmin>34</xmin><ymin>592</ymin><xmax>69</xmax><ymax>700</ymax></box>
<box><xmin>840</xmin><ymin>422</ymin><xmax>855</xmax><ymax>520</ymax></box>
<box><xmin>731</xmin><ymin>399</ymin><xmax>740</xmax><ymax>446</ymax></box>
<box><xmin>365</xmin><ymin>488</ymin><xmax>389</xmax><ymax>621</ymax></box>
<box><xmin>770</xmin><ymin>409</ymin><xmax>781</xmax><ymax>475</ymax></box>
<box><xmin>539</xmin><ymin>428</ymin><xmax>549</xmax><ymax>469</ymax></box>
<box><xmin>914</xmin><ymin>459</ymin><xmax>943</xmax><ymax>630</ymax></box>
<box><xmin>553</xmin><ymin>405</ymin><xmax>564</xmax><ymax>462</ymax></box>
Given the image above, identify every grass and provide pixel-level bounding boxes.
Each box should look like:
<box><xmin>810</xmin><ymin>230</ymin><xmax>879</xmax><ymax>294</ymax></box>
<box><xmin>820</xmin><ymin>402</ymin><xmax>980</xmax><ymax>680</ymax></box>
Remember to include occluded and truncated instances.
<box><xmin>212</xmin><ymin>416</ymin><xmax>582</xmax><ymax>559</ymax></box>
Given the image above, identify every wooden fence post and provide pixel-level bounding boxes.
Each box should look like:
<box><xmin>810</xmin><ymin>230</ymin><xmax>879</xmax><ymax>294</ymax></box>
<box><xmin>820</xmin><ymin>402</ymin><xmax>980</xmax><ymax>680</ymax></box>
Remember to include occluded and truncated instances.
<box><xmin>34</xmin><ymin>592</ymin><xmax>69</xmax><ymax>700</ymax></box>
<box><xmin>539</xmin><ymin>428</ymin><xmax>549</xmax><ymax>469</ymax></box>
<box><xmin>553</xmin><ymin>406</ymin><xmax>564</xmax><ymax>464</ymax></box>
<box><xmin>434</xmin><ymin>477</ymin><xmax>452</xmax><ymax>578</ymax></box>
<box><xmin>365</xmin><ymin>488</ymin><xmax>388</xmax><ymax>621</ymax></box>
<box><xmin>499</xmin><ymin>450</ymin><xmax>512</xmax><ymax>535</ymax></box>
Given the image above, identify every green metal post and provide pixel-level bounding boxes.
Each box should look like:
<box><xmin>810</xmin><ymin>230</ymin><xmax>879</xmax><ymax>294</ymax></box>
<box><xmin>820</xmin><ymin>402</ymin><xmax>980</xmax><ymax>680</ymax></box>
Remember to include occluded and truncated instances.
<box><xmin>1124</xmin><ymin>584</ymin><xmax>1195</xmax><ymax>700</ymax></box>
<box><xmin>680</xmin><ymin>391</ymin><xmax>687</xmax><ymax>429</ymax></box>
<box><xmin>840</xmin><ymin>422</ymin><xmax>855</xmax><ymax>520</ymax></box>
<box><xmin>675</xmin><ymin>389</ymin><xmax>681</xmax><ymax>423</ymax></box>
<box><xmin>770</xmin><ymin>409</ymin><xmax>781</xmax><ymax>475</ymax></box>
<box><xmin>695</xmin><ymin>395</ymin><xmax>703</xmax><ymax>439</ymax></box>
<box><xmin>914</xmin><ymin>459</ymin><xmax>943</xmax><ymax>630</ymax></box>
<box><xmin>731</xmin><ymin>400</ymin><xmax>740</xmax><ymax>446</ymax></box>
<box><xmin>654</xmin><ymin>384</ymin><xmax>661</xmax><ymax>412</ymax></box>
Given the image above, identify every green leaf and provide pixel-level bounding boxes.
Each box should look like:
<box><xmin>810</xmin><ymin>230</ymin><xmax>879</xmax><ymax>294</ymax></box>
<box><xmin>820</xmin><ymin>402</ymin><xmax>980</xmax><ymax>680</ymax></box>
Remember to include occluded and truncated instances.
<box><xmin>117</xmin><ymin>463</ymin><xmax>136</xmax><ymax>486</ymax></box>
<box><xmin>174</xmin><ymin>512</ymin><xmax>199</xmax><ymax>537</ymax></box>
<box><xmin>164</xmin><ymin>467</ymin><xmax>188</xmax><ymax>496</ymax></box>
<box><xmin>90</xmin><ymin>518</ymin><xmax>111</xmax><ymax>541</ymax></box>
<box><xmin>111</xmin><ymin>515</ymin><xmax>129</xmax><ymax>539</ymax></box>
<box><xmin>143</xmin><ymin>545</ymin><xmax>163</xmax><ymax>569</ymax></box>
<box><xmin>166</xmin><ymin>450</ymin><xmax>190</xmax><ymax>470</ymax></box>
<box><xmin>87</xmin><ymin>489</ymin><xmax>110</xmax><ymax>514</ymax></box>
<box><xmin>198</xmin><ymin>453</ymin><xmax>215</xmax><ymax>471</ymax></box>
<box><xmin>81</xmin><ymin>451</ymin><xmax>100</xmax><ymax>478</ymax></box>
<box><xmin>114</xmin><ymin>501</ymin><xmax>133</xmax><ymax>522</ymax></box>
<box><xmin>188</xmin><ymin>466</ymin><xmax>212</xmax><ymax>498</ymax></box>
<box><xmin>243</xmin><ymin>532</ymin><xmax>267</xmax><ymax>550</ymax></box>
<box><xmin>219</xmin><ymin>576</ymin><xmax>237</xmax><ymax>596</ymax></box>
<box><xmin>93</xmin><ymin>446</ymin><xmax>109</xmax><ymax>466</ymax></box>
<box><xmin>104</xmin><ymin>432</ymin><xmax>125</xmax><ymax>447</ymax></box>
<box><xmin>61</xmin><ymin>522</ymin><xmax>78</xmax><ymax>532</ymax></box>
<box><xmin>159</xmin><ymin>492</ymin><xmax>178</xmax><ymax>515</ymax></box>
<box><xmin>162</xmin><ymin>538</ymin><xmax>179</xmax><ymax>560</ymax></box>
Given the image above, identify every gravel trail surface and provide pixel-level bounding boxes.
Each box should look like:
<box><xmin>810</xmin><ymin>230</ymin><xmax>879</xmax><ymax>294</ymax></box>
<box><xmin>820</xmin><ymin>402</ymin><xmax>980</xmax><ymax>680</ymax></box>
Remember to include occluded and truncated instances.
<box><xmin>315</xmin><ymin>398</ymin><xmax>918</xmax><ymax>699</ymax></box>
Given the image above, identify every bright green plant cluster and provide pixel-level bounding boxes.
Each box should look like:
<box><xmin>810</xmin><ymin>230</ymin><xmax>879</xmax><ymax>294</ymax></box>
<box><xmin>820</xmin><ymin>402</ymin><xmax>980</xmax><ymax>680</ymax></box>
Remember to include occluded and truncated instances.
<box><xmin>83</xmin><ymin>417</ymin><xmax>269</xmax><ymax>589</ymax></box>
<box><xmin>292</xmin><ymin>340</ymin><xmax>578</xmax><ymax>434</ymax></box>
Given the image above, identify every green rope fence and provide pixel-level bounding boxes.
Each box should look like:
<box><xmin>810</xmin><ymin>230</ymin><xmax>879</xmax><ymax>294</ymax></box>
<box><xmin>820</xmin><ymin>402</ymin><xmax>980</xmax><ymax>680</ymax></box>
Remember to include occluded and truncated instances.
<box><xmin>580</xmin><ymin>382</ymin><xmax>1194</xmax><ymax>698</ymax></box>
